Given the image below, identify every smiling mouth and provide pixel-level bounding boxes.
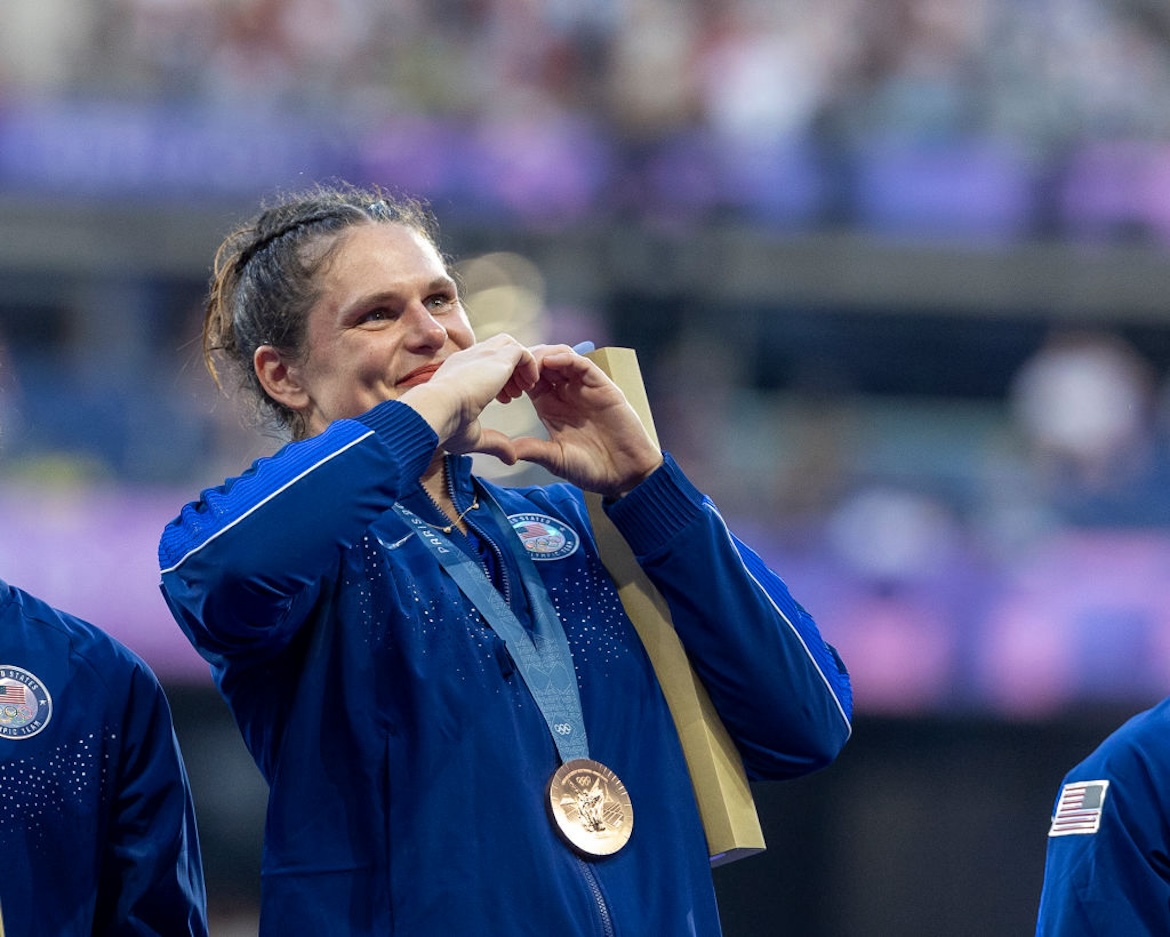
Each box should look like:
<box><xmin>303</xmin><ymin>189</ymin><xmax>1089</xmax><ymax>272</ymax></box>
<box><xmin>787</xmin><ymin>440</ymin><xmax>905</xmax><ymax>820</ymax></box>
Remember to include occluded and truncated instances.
<box><xmin>397</xmin><ymin>363</ymin><xmax>443</xmax><ymax>388</ymax></box>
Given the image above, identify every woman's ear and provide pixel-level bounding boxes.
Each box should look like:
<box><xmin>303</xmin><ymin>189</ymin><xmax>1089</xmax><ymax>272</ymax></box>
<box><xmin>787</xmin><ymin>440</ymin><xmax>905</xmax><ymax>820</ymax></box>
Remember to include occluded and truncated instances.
<box><xmin>254</xmin><ymin>345</ymin><xmax>310</xmax><ymax>413</ymax></box>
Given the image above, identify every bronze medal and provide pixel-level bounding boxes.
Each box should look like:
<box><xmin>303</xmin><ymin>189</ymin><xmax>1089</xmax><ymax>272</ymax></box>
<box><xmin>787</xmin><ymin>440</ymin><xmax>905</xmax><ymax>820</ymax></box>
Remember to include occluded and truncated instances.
<box><xmin>547</xmin><ymin>758</ymin><xmax>633</xmax><ymax>857</ymax></box>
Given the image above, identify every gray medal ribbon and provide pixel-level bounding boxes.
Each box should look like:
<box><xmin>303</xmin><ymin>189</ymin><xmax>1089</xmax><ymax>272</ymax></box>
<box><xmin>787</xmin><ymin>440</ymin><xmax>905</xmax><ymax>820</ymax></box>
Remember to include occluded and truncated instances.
<box><xmin>392</xmin><ymin>494</ymin><xmax>590</xmax><ymax>763</ymax></box>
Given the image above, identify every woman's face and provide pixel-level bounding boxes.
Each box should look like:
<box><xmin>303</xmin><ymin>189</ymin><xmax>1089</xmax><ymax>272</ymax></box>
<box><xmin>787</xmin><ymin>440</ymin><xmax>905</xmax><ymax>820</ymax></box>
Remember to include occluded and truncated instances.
<box><xmin>271</xmin><ymin>222</ymin><xmax>475</xmax><ymax>437</ymax></box>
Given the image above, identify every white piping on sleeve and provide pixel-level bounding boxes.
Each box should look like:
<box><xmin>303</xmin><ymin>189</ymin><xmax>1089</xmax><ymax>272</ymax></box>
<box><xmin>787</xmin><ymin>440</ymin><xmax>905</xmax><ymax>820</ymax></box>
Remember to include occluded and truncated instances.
<box><xmin>160</xmin><ymin>430</ymin><xmax>374</xmax><ymax>575</ymax></box>
<box><xmin>707</xmin><ymin>503</ymin><xmax>853</xmax><ymax>739</ymax></box>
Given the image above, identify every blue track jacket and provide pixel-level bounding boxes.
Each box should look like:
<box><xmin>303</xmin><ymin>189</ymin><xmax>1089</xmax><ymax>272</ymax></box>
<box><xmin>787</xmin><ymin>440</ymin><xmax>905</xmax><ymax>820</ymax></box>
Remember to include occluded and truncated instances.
<box><xmin>159</xmin><ymin>399</ymin><xmax>852</xmax><ymax>936</ymax></box>
<box><xmin>0</xmin><ymin>579</ymin><xmax>207</xmax><ymax>936</ymax></box>
<box><xmin>1037</xmin><ymin>697</ymin><xmax>1170</xmax><ymax>935</ymax></box>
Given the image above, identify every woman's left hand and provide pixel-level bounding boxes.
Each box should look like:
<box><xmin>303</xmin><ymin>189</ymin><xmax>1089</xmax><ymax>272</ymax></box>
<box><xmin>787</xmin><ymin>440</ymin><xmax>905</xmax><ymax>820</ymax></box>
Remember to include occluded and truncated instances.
<box><xmin>510</xmin><ymin>345</ymin><xmax>663</xmax><ymax>497</ymax></box>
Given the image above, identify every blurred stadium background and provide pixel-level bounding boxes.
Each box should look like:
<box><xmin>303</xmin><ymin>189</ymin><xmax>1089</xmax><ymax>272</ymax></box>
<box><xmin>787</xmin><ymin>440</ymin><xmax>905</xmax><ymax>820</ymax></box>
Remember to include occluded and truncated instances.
<box><xmin>5</xmin><ymin>0</ymin><xmax>1170</xmax><ymax>932</ymax></box>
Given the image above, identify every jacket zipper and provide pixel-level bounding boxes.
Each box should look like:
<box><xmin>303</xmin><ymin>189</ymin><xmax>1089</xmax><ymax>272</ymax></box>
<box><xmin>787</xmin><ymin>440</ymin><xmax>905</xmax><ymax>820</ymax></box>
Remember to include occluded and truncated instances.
<box><xmin>578</xmin><ymin>857</ymin><xmax>616</xmax><ymax>937</ymax></box>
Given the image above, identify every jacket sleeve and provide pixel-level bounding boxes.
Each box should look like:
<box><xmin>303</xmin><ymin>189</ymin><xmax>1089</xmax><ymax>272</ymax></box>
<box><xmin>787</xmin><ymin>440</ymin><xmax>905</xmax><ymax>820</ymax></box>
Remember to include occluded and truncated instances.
<box><xmin>1035</xmin><ymin>709</ymin><xmax>1170</xmax><ymax>936</ymax></box>
<box><xmin>157</xmin><ymin>401</ymin><xmax>437</xmax><ymax>662</ymax></box>
<box><xmin>604</xmin><ymin>454</ymin><xmax>852</xmax><ymax>779</ymax></box>
<box><xmin>98</xmin><ymin>659</ymin><xmax>208</xmax><ymax>936</ymax></box>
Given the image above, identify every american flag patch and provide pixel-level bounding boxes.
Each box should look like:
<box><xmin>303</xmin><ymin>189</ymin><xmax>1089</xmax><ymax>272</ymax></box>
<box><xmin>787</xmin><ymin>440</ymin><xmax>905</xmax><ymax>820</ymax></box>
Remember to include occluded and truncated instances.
<box><xmin>0</xmin><ymin>683</ymin><xmax>26</xmax><ymax>704</ymax></box>
<box><xmin>1049</xmin><ymin>780</ymin><xmax>1109</xmax><ymax>837</ymax></box>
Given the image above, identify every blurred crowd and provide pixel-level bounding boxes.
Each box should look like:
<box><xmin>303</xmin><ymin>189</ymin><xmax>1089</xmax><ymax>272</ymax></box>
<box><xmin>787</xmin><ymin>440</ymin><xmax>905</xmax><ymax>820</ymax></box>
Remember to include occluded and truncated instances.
<box><xmin>647</xmin><ymin>321</ymin><xmax>1170</xmax><ymax>716</ymax></box>
<box><xmin>3</xmin><ymin>0</ymin><xmax>1169</xmax><ymax>150</ymax></box>
<box><xmin>4</xmin><ymin>0</ymin><xmax>1170</xmax><ymax>237</ymax></box>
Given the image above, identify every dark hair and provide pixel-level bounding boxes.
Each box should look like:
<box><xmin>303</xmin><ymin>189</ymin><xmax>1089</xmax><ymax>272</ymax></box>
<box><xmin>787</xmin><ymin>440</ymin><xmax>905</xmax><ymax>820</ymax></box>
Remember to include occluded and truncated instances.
<box><xmin>203</xmin><ymin>182</ymin><xmax>441</xmax><ymax>439</ymax></box>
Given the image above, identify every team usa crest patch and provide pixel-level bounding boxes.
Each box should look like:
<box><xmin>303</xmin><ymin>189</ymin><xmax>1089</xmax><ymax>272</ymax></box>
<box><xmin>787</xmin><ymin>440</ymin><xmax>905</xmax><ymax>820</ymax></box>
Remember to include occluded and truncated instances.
<box><xmin>509</xmin><ymin>513</ymin><xmax>580</xmax><ymax>561</ymax></box>
<box><xmin>1049</xmin><ymin>779</ymin><xmax>1109</xmax><ymax>836</ymax></box>
<box><xmin>0</xmin><ymin>666</ymin><xmax>52</xmax><ymax>739</ymax></box>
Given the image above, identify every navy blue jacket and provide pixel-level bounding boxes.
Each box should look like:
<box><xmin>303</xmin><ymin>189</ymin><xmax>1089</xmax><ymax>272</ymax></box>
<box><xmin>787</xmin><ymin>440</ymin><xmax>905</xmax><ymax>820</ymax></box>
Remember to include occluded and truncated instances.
<box><xmin>0</xmin><ymin>579</ymin><xmax>207</xmax><ymax>936</ymax></box>
<box><xmin>159</xmin><ymin>399</ymin><xmax>852</xmax><ymax>936</ymax></box>
<box><xmin>1037</xmin><ymin>697</ymin><xmax>1170</xmax><ymax>935</ymax></box>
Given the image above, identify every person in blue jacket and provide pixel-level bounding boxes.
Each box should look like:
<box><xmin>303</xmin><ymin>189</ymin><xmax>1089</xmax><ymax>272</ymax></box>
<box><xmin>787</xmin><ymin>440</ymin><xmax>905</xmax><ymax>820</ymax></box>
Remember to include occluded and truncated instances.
<box><xmin>1035</xmin><ymin>698</ymin><xmax>1170</xmax><ymax>935</ymax></box>
<box><xmin>0</xmin><ymin>580</ymin><xmax>208</xmax><ymax>935</ymax></box>
<box><xmin>159</xmin><ymin>182</ymin><xmax>853</xmax><ymax>936</ymax></box>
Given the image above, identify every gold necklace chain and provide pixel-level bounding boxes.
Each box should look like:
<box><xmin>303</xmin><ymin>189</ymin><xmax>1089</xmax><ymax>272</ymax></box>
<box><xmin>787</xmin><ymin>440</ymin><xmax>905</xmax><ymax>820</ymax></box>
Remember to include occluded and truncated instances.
<box><xmin>428</xmin><ymin>497</ymin><xmax>479</xmax><ymax>534</ymax></box>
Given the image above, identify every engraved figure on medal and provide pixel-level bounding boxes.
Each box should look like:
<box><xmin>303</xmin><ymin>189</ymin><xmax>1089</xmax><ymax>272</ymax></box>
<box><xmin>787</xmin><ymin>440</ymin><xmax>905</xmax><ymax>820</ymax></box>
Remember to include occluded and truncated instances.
<box><xmin>547</xmin><ymin>758</ymin><xmax>633</xmax><ymax>857</ymax></box>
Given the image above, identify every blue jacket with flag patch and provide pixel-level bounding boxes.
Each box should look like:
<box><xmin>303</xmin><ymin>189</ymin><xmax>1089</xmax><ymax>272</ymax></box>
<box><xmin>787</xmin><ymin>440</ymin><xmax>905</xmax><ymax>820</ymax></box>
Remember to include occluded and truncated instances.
<box><xmin>0</xmin><ymin>579</ymin><xmax>207</xmax><ymax>936</ymax></box>
<box><xmin>1036</xmin><ymin>697</ymin><xmax>1170</xmax><ymax>935</ymax></box>
<box><xmin>158</xmin><ymin>398</ymin><xmax>852</xmax><ymax>936</ymax></box>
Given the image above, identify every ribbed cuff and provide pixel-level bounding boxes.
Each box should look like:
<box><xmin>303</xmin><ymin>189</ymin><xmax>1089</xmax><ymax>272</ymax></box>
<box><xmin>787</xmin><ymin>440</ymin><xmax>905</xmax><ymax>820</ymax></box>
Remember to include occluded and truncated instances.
<box><xmin>357</xmin><ymin>399</ymin><xmax>439</xmax><ymax>486</ymax></box>
<box><xmin>602</xmin><ymin>454</ymin><xmax>704</xmax><ymax>557</ymax></box>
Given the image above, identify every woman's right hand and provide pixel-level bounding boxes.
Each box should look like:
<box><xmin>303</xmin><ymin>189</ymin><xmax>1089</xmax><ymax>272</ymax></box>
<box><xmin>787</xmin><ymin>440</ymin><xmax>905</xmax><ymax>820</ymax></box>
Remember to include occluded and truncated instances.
<box><xmin>398</xmin><ymin>334</ymin><xmax>539</xmax><ymax>463</ymax></box>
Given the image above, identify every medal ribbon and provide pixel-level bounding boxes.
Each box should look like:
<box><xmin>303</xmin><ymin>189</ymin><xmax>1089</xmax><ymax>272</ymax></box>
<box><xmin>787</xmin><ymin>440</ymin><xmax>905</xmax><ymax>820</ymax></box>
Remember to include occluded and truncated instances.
<box><xmin>392</xmin><ymin>491</ymin><xmax>590</xmax><ymax>763</ymax></box>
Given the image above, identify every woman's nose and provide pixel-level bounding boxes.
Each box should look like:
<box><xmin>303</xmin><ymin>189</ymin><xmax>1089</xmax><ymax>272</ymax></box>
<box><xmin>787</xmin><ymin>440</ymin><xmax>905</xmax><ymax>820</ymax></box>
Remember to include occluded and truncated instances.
<box><xmin>404</xmin><ymin>303</ymin><xmax>447</xmax><ymax>348</ymax></box>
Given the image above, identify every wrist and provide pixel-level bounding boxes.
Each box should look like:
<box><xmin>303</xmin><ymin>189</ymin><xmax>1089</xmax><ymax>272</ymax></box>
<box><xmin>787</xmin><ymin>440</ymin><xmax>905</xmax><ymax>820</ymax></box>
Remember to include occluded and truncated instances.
<box><xmin>610</xmin><ymin>455</ymin><xmax>664</xmax><ymax>500</ymax></box>
<box><xmin>399</xmin><ymin>384</ymin><xmax>463</xmax><ymax>444</ymax></box>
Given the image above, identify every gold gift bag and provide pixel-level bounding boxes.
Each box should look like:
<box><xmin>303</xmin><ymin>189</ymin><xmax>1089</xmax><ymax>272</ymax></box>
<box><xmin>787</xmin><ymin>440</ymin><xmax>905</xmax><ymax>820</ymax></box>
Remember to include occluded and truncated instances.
<box><xmin>584</xmin><ymin>346</ymin><xmax>765</xmax><ymax>866</ymax></box>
